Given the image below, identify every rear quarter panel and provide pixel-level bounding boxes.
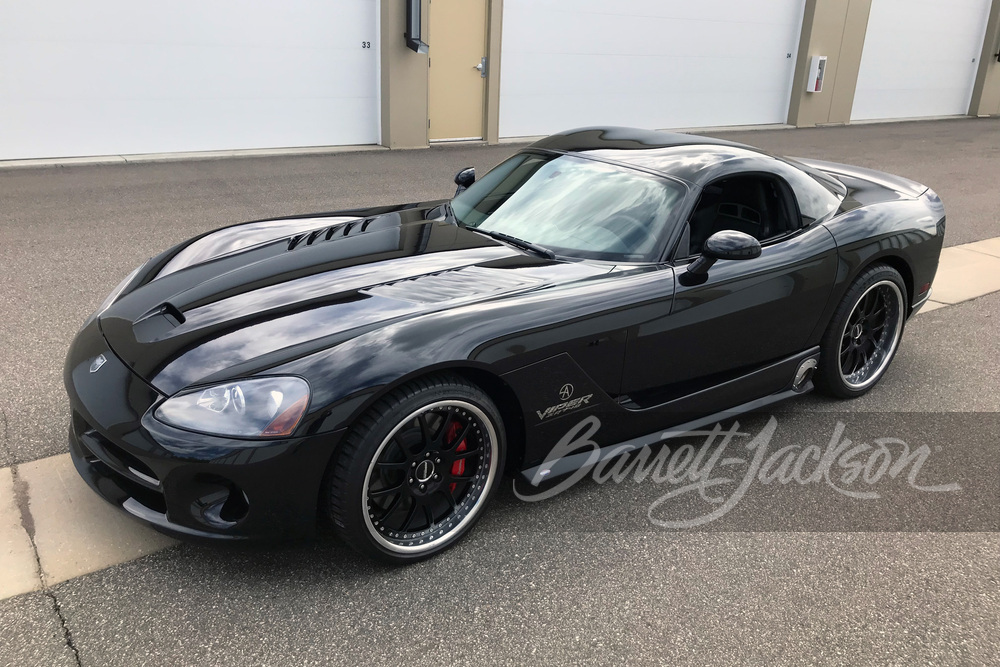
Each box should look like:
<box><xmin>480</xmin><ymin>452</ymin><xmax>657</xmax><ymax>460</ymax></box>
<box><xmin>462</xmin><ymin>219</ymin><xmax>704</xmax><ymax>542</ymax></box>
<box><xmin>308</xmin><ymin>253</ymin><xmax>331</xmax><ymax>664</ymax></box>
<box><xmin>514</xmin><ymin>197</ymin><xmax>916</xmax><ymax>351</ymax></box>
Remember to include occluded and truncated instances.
<box><xmin>817</xmin><ymin>192</ymin><xmax>945</xmax><ymax>338</ymax></box>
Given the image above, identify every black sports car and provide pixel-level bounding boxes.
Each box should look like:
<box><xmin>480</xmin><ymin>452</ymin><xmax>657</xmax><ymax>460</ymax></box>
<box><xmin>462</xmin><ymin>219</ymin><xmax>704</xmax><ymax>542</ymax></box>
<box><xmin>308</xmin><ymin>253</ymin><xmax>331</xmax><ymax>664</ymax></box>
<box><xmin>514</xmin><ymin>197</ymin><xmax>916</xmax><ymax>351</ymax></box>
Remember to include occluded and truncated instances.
<box><xmin>65</xmin><ymin>127</ymin><xmax>944</xmax><ymax>562</ymax></box>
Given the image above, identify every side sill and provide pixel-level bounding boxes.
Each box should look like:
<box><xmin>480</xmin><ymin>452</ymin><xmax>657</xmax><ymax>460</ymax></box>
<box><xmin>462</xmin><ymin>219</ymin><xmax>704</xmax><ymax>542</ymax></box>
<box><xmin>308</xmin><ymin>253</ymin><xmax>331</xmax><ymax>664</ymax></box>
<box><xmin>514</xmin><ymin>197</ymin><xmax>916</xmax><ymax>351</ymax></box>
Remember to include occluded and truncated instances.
<box><xmin>520</xmin><ymin>384</ymin><xmax>810</xmax><ymax>484</ymax></box>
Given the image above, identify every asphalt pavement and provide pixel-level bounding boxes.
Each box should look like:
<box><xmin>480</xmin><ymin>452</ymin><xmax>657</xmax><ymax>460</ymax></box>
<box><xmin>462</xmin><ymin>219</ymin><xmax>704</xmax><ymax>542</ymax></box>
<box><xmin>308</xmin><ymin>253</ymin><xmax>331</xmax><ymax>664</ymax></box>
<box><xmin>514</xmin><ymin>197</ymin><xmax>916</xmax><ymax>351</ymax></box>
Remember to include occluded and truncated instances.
<box><xmin>1</xmin><ymin>118</ymin><xmax>999</xmax><ymax>665</ymax></box>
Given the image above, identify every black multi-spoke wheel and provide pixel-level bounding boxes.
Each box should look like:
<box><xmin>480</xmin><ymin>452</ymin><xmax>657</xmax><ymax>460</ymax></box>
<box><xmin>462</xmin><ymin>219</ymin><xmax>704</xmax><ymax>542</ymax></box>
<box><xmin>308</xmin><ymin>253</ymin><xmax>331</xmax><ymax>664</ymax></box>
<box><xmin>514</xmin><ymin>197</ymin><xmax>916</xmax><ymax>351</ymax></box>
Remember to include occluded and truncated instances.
<box><xmin>816</xmin><ymin>264</ymin><xmax>907</xmax><ymax>398</ymax></box>
<box><xmin>364</xmin><ymin>400</ymin><xmax>496</xmax><ymax>551</ymax></box>
<box><xmin>322</xmin><ymin>375</ymin><xmax>504</xmax><ymax>563</ymax></box>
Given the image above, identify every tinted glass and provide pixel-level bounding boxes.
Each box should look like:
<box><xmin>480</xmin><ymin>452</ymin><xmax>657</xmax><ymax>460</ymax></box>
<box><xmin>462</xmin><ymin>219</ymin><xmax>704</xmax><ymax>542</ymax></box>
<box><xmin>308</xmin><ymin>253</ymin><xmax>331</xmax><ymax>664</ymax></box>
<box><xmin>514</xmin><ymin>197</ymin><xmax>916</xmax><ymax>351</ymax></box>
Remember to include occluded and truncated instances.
<box><xmin>452</xmin><ymin>153</ymin><xmax>685</xmax><ymax>262</ymax></box>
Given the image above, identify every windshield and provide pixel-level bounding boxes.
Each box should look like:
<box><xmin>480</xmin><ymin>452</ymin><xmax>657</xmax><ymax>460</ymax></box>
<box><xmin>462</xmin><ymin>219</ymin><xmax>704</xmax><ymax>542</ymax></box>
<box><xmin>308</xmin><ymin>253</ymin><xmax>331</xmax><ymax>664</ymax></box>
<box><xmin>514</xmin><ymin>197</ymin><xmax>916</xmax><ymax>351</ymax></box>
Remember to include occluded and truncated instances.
<box><xmin>451</xmin><ymin>152</ymin><xmax>686</xmax><ymax>262</ymax></box>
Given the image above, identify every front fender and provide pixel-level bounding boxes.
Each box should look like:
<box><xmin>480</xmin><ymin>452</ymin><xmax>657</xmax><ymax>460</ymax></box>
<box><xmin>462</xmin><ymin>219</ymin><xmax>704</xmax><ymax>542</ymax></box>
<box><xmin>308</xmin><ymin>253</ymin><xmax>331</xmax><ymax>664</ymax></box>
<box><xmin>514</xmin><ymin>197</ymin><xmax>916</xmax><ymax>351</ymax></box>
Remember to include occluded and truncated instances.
<box><xmin>268</xmin><ymin>269</ymin><xmax>650</xmax><ymax>436</ymax></box>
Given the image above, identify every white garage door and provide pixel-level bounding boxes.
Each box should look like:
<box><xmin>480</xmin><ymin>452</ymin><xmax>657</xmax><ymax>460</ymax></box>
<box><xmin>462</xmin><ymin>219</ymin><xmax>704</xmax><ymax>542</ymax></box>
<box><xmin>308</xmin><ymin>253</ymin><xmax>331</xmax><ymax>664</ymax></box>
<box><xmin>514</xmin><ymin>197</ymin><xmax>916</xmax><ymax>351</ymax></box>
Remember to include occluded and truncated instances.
<box><xmin>0</xmin><ymin>1</ymin><xmax>379</xmax><ymax>160</ymax></box>
<box><xmin>852</xmin><ymin>0</ymin><xmax>991</xmax><ymax>121</ymax></box>
<box><xmin>499</xmin><ymin>0</ymin><xmax>806</xmax><ymax>138</ymax></box>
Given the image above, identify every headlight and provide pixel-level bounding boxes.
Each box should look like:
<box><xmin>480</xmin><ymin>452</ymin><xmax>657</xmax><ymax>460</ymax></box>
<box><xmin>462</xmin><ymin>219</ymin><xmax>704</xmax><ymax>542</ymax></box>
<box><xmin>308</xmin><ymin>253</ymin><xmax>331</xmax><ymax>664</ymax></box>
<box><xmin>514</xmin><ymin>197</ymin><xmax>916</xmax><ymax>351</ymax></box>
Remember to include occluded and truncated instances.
<box><xmin>154</xmin><ymin>377</ymin><xmax>310</xmax><ymax>438</ymax></box>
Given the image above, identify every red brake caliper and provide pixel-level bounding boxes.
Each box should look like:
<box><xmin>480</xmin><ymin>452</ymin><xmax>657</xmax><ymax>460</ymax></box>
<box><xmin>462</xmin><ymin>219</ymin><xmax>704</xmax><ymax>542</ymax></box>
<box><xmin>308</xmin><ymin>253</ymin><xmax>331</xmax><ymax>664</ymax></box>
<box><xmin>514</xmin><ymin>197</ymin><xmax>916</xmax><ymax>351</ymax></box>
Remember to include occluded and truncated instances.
<box><xmin>446</xmin><ymin>421</ymin><xmax>466</xmax><ymax>494</ymax></box>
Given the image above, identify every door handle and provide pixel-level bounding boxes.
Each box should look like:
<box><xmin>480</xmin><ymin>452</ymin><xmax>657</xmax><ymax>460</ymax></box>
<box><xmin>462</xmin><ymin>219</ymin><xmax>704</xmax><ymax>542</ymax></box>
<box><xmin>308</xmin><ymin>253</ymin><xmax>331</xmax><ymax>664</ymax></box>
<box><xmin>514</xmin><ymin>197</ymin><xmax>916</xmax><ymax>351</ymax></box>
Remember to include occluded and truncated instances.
<box><xmin>474</xmin><ymin>57</ymin><xmax>488</xmax><ymax>78</ymax></box>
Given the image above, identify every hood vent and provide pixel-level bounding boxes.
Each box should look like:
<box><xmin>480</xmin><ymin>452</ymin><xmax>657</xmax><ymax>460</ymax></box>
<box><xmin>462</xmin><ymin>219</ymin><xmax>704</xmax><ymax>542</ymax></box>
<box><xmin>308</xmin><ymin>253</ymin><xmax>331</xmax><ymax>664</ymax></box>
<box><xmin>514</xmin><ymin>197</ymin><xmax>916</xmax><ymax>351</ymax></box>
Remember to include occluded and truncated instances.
<box><xmin>287</xmin><ymin>215</ymin><xmax>402</xmax><ymax>251</ymax></box>
<box><xmin>132</xmin><ymin>302</ymin><xmax>186</xmax><ymax>343</ymax></box>
<box><xmin>361</xmin><ymin>266</ymin><xmax>543</xmax><ymax>304</ymax></box>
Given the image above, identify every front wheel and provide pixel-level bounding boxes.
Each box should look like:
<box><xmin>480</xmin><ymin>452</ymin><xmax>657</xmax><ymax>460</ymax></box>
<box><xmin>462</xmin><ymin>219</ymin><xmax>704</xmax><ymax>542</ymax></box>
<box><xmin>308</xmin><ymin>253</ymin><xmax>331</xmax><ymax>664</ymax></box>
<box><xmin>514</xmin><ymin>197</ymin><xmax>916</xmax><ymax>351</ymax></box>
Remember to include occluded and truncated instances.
<box><xmin>322</xmin><ymin>375</ymin><xmax>505</xmax><ymax>563</ymax></box>
<box><xmin>815</xmin><ymin>264</ymin><xmax>907</xmax><ymax>398</ymax></box>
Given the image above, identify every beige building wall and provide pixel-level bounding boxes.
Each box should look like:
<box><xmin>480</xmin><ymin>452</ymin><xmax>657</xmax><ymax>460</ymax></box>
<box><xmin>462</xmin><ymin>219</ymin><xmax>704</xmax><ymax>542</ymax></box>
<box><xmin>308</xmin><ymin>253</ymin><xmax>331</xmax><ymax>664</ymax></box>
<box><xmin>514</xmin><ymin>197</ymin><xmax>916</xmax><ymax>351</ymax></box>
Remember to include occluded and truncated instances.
<box><xmin>484</xmin><ymin>1</ymin><xmax>504</xmax><ymax>144</ymax></box>
<box><xmin>790</xmin><ymin>0</ymin><xmax>1000</xmax><ymax>125</ymax></box>
<box><xmin>379</xmin><ymin>0</ymin><xmax>504</xmax><ymax>148</ymax></box>
<box><xmin>970</xmin><ymin>0</ymin><xmax>1000</xmax><ymax>117</ymax></box>
<box><xmin>379</xmin><ymin>0</ymin><xmax>430</xmax><ymax>149</ymax></box>
<box><xmin>787</xmin><ymin>0</ymin><xmax>872</xmax><ymax>127</ymax></box>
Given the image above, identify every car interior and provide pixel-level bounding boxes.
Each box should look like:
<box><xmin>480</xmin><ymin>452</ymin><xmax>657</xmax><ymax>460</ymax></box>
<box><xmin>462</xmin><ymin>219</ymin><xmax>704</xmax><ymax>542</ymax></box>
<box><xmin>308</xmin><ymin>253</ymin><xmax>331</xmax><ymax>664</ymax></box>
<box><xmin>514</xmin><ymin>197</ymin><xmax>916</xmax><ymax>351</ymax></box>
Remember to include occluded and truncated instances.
<box><xmin>676</xmin><ymin>175</ymin><xmax>799</xmax><ymax>258</ymax></box>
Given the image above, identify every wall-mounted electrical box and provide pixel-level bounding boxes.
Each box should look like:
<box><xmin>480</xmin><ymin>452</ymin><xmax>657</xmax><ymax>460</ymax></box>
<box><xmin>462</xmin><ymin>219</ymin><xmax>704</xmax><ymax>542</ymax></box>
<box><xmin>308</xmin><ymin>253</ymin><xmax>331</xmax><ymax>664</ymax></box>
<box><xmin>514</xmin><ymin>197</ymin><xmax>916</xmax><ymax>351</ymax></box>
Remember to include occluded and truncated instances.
<box><xmin>806</xmin><ymin>56</ymin><xmax>827</xmax><ymax>93</ymax></box>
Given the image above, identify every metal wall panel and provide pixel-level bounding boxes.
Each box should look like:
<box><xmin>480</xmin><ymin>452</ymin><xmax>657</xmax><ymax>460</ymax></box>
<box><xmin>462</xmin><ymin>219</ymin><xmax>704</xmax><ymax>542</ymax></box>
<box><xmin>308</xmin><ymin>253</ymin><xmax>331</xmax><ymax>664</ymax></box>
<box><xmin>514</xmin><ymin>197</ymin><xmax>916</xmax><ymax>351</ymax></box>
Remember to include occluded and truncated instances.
<box><xmin>499</xmin><ymin>0</ymin><xmax>807</xmax><ymax>138</ymax></box>
<box><xmin>0</xmin><ymin>1</ymin><xmax>379</xmax><ymax>159</ymax></box>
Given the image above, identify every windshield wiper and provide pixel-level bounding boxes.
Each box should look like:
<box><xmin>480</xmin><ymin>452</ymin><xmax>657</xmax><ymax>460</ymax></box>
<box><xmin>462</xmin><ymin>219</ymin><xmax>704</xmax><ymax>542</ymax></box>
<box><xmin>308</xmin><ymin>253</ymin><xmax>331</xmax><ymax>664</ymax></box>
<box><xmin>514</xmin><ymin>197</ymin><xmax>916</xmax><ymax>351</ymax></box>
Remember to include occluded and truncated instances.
<box><xmin>464</xmin><ymin>227</ymin><xmax>556</xmax><ymax>259</ymax></box>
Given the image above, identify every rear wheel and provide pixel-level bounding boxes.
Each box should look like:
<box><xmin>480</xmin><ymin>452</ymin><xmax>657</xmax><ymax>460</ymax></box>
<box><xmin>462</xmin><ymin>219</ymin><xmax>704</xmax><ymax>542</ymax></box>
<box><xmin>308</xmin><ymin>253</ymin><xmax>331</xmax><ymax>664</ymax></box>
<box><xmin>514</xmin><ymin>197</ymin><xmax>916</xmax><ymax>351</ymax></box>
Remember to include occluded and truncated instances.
<box><xmin>815</xmin><ymin>264</ymin><xmax>907</xmax><ymax>398</ymax></box>
<box><xmin>322</xmin><ymin>375</ymin><xmax>505</xmax><ymax>563</ymax></box>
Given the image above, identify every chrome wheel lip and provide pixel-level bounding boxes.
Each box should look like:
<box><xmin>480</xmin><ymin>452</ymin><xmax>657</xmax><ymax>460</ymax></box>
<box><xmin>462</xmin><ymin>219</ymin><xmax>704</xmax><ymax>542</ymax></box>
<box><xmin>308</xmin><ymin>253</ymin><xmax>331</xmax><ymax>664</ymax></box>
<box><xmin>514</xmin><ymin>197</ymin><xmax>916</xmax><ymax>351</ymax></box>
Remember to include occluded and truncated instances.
<box><xmin>839</xmin><ymin>280</ymin><xmax>905</xmax><ymax>390</ymax></box>
<box><xmin>362</xmin><ymin>400</ymin><xmax>498</xmax><ymax>555</ymax></box>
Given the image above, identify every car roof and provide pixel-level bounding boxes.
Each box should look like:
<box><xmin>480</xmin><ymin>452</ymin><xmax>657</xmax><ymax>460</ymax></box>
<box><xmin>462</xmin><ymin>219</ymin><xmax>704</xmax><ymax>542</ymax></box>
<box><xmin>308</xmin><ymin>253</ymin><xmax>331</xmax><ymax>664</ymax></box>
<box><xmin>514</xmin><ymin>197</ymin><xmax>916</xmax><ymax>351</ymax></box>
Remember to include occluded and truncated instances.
<box><xmin>528</xmin><ymin>126</ymin><xmax>782</xmax><ymax>187</ymax></box>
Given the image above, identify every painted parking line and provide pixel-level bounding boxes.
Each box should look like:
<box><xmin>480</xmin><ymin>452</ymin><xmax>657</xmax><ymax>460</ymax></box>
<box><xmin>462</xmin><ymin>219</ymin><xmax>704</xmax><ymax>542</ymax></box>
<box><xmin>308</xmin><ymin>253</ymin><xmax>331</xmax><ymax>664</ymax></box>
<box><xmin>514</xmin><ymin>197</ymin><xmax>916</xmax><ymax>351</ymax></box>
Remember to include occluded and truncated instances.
<box><xmin>1</xmin><ymin>236</ymin><xmax>999</xmax><ymax>602</ymax></box>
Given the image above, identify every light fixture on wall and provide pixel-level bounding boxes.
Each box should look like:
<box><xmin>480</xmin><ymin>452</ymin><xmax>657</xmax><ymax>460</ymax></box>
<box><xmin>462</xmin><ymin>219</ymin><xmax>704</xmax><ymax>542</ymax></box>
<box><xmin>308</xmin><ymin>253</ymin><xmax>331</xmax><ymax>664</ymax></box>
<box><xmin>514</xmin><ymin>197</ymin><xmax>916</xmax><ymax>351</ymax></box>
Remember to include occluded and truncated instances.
<box><xmin>406</xmin><ymin>0</ymin><xmax>429</xmax><ymax>54</ymax></box>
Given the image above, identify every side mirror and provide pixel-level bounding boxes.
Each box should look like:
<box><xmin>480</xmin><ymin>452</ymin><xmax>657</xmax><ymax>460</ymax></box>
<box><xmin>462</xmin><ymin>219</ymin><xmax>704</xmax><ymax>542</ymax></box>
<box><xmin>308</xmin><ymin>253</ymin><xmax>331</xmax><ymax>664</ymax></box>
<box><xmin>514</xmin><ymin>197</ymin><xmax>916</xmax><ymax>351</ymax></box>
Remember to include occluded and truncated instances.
<box><xmin>454</xmin><ymin>167</ymin><xmax>476</xmax><ymax>196</ymax></box>
<box><xmin>686</xmin><ymin>230</ymin><xmax>761</xmax><ymax>276</ymax></box>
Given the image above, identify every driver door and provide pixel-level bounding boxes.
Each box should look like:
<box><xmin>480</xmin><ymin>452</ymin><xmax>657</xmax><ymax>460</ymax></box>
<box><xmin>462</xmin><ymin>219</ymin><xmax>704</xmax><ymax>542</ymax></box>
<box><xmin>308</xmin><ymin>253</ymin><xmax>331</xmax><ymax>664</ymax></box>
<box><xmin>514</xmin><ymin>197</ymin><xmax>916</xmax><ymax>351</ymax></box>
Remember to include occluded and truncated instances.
<box><xmin>620</xmin><ymin>173</ymin><xmax>838</xmax><ymax>415</ymax></box>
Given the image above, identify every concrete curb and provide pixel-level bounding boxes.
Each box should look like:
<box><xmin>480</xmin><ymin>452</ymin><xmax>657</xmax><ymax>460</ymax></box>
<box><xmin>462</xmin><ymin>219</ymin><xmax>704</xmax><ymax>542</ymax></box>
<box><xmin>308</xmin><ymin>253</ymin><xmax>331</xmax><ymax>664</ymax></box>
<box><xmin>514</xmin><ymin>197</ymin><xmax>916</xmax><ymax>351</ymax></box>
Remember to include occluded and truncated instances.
<box><xmin>0</xmin><ymin>457</ymin><xmax>176</xmax><ymax>602</ymax></box>
<box><xmin>0</xmin><ymin>468</ymin><xmax>40</xmax><ymax>599</ymax></box>
<box><xmin>0</xmin><ymin>144</ymin><xmax>389</xmax><ymax>170</ymax></box>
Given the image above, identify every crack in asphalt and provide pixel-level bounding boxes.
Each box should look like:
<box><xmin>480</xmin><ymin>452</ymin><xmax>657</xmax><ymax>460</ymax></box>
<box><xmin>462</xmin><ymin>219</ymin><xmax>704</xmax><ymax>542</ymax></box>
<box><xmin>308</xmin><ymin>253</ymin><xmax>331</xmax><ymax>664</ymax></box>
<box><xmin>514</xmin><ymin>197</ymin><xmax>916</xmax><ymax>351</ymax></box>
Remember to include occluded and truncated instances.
<box><xmin>10</xmin><ymin>465</ymin><xmax>36</xmax><ymax>546</ymax></box>
<box><xmin>45</xmin><ymin>589</ymin><xmax>83</xmax><ymax>667</ymax></box>
<box><xmin>0</xmin><ymin>406</ymin><xmax>12</xmax><ymax>466</ymax></box>
<box><xmin>10</xmin><ymin>465</ymin><xmax>83</xmax><ymax>667</ymax></box>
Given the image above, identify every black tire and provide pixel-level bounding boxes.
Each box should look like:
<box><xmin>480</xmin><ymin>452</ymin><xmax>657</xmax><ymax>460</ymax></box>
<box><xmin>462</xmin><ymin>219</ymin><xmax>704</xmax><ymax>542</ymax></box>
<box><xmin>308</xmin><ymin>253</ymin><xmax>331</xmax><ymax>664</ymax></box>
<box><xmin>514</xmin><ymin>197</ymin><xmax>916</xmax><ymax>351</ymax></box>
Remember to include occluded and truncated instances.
<box><xmin>322</xmin><ymin>374</ymin><xmax>506</xmax><ymax>563</ymax></box>
<box><xmin>815</xmin><ymin>263</ymin><xmax>908</xmax><ymax>399</ymax></box>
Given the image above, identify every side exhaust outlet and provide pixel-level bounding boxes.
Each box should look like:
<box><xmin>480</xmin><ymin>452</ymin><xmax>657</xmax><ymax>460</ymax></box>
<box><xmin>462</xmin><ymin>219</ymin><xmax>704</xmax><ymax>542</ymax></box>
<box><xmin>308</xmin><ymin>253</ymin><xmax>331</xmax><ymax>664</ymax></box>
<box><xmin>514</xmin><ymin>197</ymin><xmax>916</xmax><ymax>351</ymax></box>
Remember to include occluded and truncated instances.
<box><xmin>793</xmin><ymin>358</ymin><xmax>818</xmax><ymax>392</ymax></box>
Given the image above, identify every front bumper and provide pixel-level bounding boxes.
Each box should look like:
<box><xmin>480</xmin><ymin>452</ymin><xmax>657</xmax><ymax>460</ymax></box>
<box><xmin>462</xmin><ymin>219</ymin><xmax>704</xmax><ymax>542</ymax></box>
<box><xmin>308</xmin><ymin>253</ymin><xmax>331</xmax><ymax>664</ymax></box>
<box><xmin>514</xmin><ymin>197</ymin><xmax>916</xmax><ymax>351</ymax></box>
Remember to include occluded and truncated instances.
<box><xmin>65</xmin><ymin>319</ymin><xmax>343</xmax><ymax>541</ymax></box>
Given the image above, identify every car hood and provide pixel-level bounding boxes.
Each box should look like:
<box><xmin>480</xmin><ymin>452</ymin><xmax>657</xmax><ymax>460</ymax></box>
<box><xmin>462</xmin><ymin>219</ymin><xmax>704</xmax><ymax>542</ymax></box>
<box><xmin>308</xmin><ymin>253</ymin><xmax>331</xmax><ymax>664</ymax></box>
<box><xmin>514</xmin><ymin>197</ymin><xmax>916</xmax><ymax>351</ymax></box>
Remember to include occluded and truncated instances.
<box><xmin>99</xmin><ymin>204</ymin><xmax>608</xmax><ymax>395</ymax></box>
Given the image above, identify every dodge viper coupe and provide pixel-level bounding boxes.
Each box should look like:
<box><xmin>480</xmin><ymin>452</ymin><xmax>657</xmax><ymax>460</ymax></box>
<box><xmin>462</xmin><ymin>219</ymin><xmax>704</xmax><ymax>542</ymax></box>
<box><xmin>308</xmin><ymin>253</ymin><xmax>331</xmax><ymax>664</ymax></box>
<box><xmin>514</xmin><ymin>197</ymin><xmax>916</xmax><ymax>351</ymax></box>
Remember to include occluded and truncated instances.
<box><xmin>65</xmin><ymin>127</ymin><xmax>944</xmax><ymax>562</ymax></box>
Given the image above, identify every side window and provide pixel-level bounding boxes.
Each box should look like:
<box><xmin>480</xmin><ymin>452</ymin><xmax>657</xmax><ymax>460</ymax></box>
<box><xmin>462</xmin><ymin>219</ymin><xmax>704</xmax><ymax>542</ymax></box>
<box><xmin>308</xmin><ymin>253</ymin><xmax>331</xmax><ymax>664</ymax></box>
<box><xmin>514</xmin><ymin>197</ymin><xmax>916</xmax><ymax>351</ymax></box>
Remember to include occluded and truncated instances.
<box><xmin>684</xmin><ymin>175</ymin><xmax>797</xmax><ymax>257</ymax></box>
